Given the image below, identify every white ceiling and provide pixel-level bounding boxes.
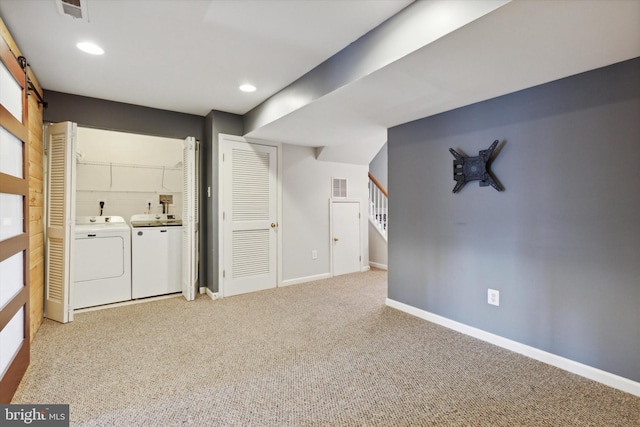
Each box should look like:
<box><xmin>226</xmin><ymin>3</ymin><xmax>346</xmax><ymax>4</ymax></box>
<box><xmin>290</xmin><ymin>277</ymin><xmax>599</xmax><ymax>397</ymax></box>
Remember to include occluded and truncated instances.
<box><xmin>246</xmin><ymin>0</ymin><xmax>640</xmax><ymax>152</ymax></box>
<box><xmin>1</xmin><ymin>0</ymin><xmax>639</xmax><ymax>154</ymax></box>
<box><xmin>0</xmin><ymin>0</ymin><xmax>412</xmax><ymax>115</ymax></box>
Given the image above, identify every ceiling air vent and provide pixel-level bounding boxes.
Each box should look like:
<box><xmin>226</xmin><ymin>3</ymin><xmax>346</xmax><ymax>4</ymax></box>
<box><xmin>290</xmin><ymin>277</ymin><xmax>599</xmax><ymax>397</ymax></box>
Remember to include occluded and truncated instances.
<box><xmin>56</xmin><ymin>0</ymin><xmax>88</xmax><ymax>21</ymax></box>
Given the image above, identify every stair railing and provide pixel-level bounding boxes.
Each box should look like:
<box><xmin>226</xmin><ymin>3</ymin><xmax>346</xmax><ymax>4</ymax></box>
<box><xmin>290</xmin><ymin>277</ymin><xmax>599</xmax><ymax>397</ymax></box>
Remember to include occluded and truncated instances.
<box><xmin>368</xmin><ymin>172</ymin><xmax>388</xmax><ymax>240</ymax></box>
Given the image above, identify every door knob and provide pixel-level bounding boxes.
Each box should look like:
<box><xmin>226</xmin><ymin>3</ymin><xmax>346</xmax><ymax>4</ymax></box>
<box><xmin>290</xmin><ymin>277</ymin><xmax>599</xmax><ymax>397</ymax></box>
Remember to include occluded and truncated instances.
<box><xmin>333</xmin><ymin>237</ymin><xmax>339</xmax><ymax>242</ymax></box>
<box><xmin>271</xmin><ymin>223</ymin><xmax>277</xmax><ymax>228</ymax></box>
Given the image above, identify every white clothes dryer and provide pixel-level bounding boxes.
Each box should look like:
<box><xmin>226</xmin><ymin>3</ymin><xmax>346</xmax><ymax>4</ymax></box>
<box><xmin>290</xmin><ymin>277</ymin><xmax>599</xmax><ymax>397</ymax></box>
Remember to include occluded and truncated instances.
<box><xmin>74</xmin><ymin>216</ymin><xmax>132</xmax><ymax>309</ymax></box>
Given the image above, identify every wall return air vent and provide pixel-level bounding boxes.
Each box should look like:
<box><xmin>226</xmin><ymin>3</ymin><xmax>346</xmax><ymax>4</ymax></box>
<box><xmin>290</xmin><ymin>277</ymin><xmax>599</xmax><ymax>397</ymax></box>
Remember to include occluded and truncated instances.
<box><xmin>56</xmin><ymin>0</ymin><xmax>88</xmax><ymax>21</ymax></box>
<box><xmin>332</xmin><ymin>178</ymin><xmax>348</xmax><ymax>198</ymax></box>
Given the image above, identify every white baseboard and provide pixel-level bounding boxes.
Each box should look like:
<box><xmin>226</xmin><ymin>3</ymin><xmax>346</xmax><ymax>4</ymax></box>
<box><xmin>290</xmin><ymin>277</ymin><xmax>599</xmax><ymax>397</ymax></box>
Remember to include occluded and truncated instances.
<box><xmin>386</xmin><ymin>298</ymin><xmax>640</xmax><ymax>397</ymax></box>
<box><xmin>361</xmin><ymin>265</ymin><xmax>371</xmax><ymax>272</ymax></box>
<box><xmin>281</xmin><ymin>273</ymin><xmax>332</xmax><ymax>287</ymax></box>
<box><xmin>369</xmin><ymin>262</ymin><xmax>387</xmax><ymax>270</ymax></box>
<box><xmin>206</xmin><ymin>288</ymin><xmax>219</xmax><ymax>300</ymax></box>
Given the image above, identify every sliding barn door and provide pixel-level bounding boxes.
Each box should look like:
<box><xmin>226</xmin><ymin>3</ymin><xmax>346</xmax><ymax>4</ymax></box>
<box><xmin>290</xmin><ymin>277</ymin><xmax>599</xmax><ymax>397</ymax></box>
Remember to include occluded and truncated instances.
<box><xmin>0</xmin><ymin>35</ymin><xmax>30</xmax><ymax>403</ymax></box>
<box><xmin>44</xmin><ymin>122</ymin><xmax>76</xmax><ymax>323</ymax></box>
<box><xmin>182</xmin><ymin>136</ymin><xmax>198</xmax><ymax>301</ymax></box>
<box><xmin>220</xmin><ymin>136</ymin><xmax>277</xmax><ymax>297</ymax></box>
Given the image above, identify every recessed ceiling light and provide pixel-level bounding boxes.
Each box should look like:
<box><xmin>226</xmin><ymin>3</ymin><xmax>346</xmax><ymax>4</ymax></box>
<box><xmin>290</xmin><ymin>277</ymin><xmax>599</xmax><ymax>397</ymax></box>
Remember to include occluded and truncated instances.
<box><xmin>239</xmin><ymin>84</ymin><xmax>256</xmax><ymax>93</ymax></box>
<box><xmin>77</xmin><ymin>42</ymin><xmax>104</xmax><ymax>55</ymax></box>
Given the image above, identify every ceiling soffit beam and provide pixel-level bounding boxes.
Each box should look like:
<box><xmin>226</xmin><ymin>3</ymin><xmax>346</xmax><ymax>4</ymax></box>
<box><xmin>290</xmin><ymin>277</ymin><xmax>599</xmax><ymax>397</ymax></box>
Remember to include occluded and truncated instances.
<box><xmin>243</xmin><ymin>0</ymin><xmax>510</xmax><ymax>138</ymax></box>
<box><xmin>315</xmin><ymin>136</ymin><xmax>387</xmax><ymax>165</ymax></box>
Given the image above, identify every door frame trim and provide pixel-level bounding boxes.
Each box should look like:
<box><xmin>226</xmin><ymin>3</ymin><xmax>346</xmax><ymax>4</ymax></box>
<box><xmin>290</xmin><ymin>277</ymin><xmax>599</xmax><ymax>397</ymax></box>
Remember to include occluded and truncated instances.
<box><xmin>217</xmin><ymin>134</ymin><xmax>282</xmax><ymax>298</ymax></box>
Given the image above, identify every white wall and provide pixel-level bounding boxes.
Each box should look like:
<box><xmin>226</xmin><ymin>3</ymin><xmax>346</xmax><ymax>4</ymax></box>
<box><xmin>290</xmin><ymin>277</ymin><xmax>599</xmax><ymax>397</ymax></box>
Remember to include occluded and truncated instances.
<box><xmin>75</xmin><ymin>127</ymin><xmax>183</xmax><ymax>222</ymax></box>
<box><xmin>282</xmin><ymin>144</ymin><xmax>369</xmax><ymax>284</ymax></box>
<box><xmin>368</xmin><ymin>142</ymin><xmax>388</xmax><ymax>269</ymax></box>
<box><xmin>368</xmin><ymin>222</ymin><xmax>387</xmax><ymax>270</ymax></box>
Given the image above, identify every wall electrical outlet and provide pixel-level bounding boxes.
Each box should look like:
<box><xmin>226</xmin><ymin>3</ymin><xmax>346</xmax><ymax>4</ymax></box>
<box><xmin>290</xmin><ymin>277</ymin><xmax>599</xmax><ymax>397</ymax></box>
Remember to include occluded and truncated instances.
<box><xmin>488</xmin><ymin>289</ymin><xmax>500</xmax><ymax>306</ymax></box>
<box><xmin>311</xmin><ymin>250</ymin><xmax>318</xmax><ymax>260</ymax></box>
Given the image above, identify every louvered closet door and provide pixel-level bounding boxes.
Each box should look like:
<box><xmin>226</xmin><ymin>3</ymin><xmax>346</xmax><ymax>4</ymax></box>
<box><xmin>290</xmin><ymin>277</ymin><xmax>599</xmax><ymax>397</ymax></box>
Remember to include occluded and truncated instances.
<box><xmin>182</xmin><ymin>136</ymin><xmax>197</xmax><ymax>301</ymax></box>
<box><xmin>44</xmin><ymin>122</ymin><xmax>76</xmax><ymax>323</ymax></box>
<box><xmin>222</xmin><ymin>139</ymin><xmax>277</xmax><ymax>297</ymax></box>
<box><xmin>0</xmin><ymin>35</ymin><xmax>29</xmax><ymax>403</ymax></box>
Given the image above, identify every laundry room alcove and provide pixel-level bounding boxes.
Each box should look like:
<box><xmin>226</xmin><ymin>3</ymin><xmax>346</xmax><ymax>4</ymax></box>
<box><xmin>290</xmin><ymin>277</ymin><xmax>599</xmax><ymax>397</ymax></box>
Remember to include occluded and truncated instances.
<box><xmin>43</xmin><ymin>123</ymin><xmax>200</xmax><ymax>323</ymax></box>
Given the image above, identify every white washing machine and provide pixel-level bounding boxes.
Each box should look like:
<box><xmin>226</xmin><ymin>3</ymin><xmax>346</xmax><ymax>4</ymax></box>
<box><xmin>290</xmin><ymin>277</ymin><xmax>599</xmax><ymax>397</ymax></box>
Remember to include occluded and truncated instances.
<box><xmin>74</xmin><ymin>216</ymin><xmax>132</xmax><ymax>309</ymax></box>
<box><xmin>130</xmin><ymin>214</ymin><xmax>182</xmax><ymax>299</ymax></box>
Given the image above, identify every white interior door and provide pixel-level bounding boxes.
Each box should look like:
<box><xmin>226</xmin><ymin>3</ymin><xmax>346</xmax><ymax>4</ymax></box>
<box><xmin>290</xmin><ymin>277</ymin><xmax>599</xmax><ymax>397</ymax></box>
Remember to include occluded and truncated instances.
<box><xmin>45</xmin><ymin>122</ymin><xmax>76</xmax><ymax>323</ymax></box>
<box><xmin>332</xmin><ymin>201</ymin><xmax>361</xmax><ymax>276</ymax></box>
<box><xmin>182</xmin><ymin>136</ymin><xmax>198</xmax><ymax>301</ymax></box>
<box><xmin>221</xmin><ymin>137</ymin><xmax>277</xmax><ymax>297</ymax></box>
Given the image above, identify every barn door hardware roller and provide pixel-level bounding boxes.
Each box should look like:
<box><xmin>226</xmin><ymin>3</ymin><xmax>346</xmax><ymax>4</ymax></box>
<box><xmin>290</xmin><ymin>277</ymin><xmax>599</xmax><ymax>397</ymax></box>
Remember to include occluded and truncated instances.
<box><xmin>17</xmin><ymin>56</ymin><xmax>48</xmax><ymax>109</ymax></box>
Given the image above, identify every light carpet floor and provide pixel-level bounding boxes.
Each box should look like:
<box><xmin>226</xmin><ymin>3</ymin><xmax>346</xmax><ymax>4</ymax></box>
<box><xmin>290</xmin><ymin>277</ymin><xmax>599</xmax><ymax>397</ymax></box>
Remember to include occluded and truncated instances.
<box><xmin>12</xmin><ymin>269</ymin><xmax>640</xmax><ymax>426</ymax></box>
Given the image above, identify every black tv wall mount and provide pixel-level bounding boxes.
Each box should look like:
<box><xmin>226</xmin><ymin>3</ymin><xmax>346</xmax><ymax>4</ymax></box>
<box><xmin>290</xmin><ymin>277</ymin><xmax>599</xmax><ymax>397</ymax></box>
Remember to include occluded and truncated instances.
<box><xmin>449</xmin><ymin>140</ymin><xmax>503</xmax><ymax>193</ymax></box>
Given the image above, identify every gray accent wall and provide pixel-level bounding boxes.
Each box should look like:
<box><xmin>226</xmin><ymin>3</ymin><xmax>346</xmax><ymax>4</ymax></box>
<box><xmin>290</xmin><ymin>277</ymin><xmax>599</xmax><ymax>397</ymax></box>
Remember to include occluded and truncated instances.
<box><xmin>387</xmin><ymin>58</ymin><xmax>640</xmax><ymax>382</ymax></box>
<box><xmin>369</xmin><ymin>142</ymin><xmax>388</xmax><ymax>190</ymax></box>
<box><xmin>43</xmin><ymin>91</ymin><xmax>204</xmax><ymax>141</ymax></box>
<box><xmin>202</xmin><ymin>111</ymin><xmax>243</xmax><ymax>292</ymax></box>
